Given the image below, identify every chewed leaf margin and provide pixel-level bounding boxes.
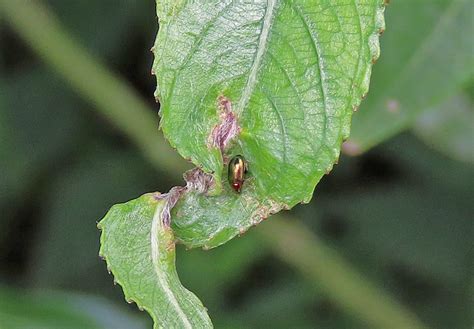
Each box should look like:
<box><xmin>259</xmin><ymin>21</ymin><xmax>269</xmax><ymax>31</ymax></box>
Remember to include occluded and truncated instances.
<box><xmin>152</xmin><ymin>1</ymin><xmax>387</xmax><ymax>210</ymax></box>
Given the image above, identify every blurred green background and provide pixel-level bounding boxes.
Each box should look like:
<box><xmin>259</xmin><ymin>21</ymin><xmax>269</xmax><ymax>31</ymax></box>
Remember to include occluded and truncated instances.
<box><xmin>0</xmin><ymin>1</ymin><xmax>472</xmax><ymax>328</ymax></box>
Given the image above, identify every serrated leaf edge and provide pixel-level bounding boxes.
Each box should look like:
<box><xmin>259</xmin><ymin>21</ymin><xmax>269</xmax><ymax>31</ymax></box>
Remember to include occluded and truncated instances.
<box><xmin>98</xmin><ymin>195</ymin><xmax>212</xmax><ymax>328</ymax></box>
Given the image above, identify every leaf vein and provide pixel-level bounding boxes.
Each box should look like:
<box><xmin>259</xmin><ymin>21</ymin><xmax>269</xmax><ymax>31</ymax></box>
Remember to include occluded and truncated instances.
<box><xmin>151</xmin><ymin>205</ymin><xmax>192</xmax><ymax>329</ymax></box>
<box><xmin>236</xmin><ymin>0</ymin><xmax>277</xmax><ymax>115</ymax></box>
<box><xmin>292</xmin><ymin>3</ymin><xmax>330</xmax><ymax>150</ymax></box>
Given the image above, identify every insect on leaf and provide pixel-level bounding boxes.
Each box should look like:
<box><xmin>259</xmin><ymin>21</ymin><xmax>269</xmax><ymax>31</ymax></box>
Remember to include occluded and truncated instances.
<box><xmin>152</xmin><ymin>0</ymin><xmax>386</xmax><ymax>248</ymax></box>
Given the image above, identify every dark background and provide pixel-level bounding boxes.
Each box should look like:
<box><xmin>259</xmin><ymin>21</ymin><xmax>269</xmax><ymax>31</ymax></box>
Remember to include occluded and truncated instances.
<box><xmin>0</xmin><ymin>1</ymin><xmax>472</xmax><ymax>328</ymax></box>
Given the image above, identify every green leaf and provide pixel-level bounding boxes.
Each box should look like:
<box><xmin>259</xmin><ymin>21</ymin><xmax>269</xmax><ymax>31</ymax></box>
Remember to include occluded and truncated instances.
<box><xmin>98</xmin><ymin>193</ymin><xmax>212</xmax><ymax>329</ymax></box>
<box><xmin>345</xmin><ymin>0</ymin><xmax>473</xmax><ymax>154</ymax></box>
<box><xmin>414</xmin><ymin>92</ymin><xmax>474</xmax><ymax>163</ymax></box>
<box><xmin>172</xmin><ymin>173</ymin><xmax>281</xmax><ymax>249</ymax></box>
<box><xmin>153</xmin><ymin>0</ymin><xmax>385</xmax><ymax>247</ymax></box>
<box><xmin>0</xmin><ymin>287</ymin><xmax>147</xmax><ymax>329</ymax></box>
<box><xmin>0</xmin><ymin>288</ymin><xmax>100</xmax><ymax>329</ymax></box>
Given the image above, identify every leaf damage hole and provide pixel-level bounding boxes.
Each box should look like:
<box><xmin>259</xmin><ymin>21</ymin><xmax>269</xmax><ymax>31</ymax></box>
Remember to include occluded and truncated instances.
<box><xmin>154</xmin><ymin>187</ymin><xmax>185</xmax><ymax>227</ymax></box>
<box><xmin>158</xmin><ymin>97</ymin><xmax>246</xmax><ymax>227</ymax></box>
<box><xmin>208</xmin><ymin>95</ymin><xmax>240</xmax><ymax>153</ymax></box>
<box><xmin>184</xmin><ymin>167</ymin><xmax>215</xmax><ymax>194</ymax></box>
<box><xmin>155</xmin><ymin>167</ymin><xmax>215</xmax><ymax>227</ymax></box>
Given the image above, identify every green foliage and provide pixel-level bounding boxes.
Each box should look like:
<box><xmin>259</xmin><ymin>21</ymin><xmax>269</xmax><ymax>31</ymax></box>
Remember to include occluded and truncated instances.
<box><xmin>99</xmin><ymin>194</ymin><xmax>212</xmax><ymax>328</ymax></box>
<box><xmin>1</xmin><ymin>1</ymin><xmax>472</xmax><ymax>329</ymax></box>
<box><xmin>154</xmin><ymin>0</ymin><xmax>384</xmax><ymax>205</ymax></box>
<box><xmin>414</xmin><ymin>91</ymin><xmax>474</xmax><ymax>163</ymax></box>
<box><xmin>99</xmin><ymin>0</ymin><xmax>387</xmax><ymax>326</ymax></box>
<box><xmin>172</xmin><ymin>183</ymin><xmax>278</xmax><ymax>249</ymax></box>
<box><xmin>0</xmin><ymin>287</ymin><xmax>147</xmax><ymax>329</ymax></box>
<box><xmin>347</xmin><ymin>0</ymin><xmax>473</xmax><ymax>153</ymax></box>
<box><xmin>153</xmin><ymin>0</ymin><xmax>385</xmax><ymax>247</ymax></box>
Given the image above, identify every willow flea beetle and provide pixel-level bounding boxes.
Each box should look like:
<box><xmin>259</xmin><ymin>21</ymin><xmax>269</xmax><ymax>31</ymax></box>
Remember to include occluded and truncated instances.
<box><xmin>228</xmin><ymin>155</ymin><xmax>247</xmax><ymax>193</ymax></box>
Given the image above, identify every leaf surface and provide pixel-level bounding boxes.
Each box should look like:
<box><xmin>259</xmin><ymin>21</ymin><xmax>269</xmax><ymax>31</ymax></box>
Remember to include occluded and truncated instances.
<box><xmin>98</xmin><ymin>194</ymin><xmax>212</xmax><ymax>328</ymax></box>
<box><xmin>153</xmin><ymin>0</ymin><xmax>385</xmax><ymax>247</ymax></box>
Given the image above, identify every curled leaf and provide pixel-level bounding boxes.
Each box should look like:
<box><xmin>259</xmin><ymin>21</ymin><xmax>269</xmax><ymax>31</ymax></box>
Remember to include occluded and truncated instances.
<box><xmin>98</xmin><ymin>194</ymin><xmax>212</xmax><ymax>328</ymax></box>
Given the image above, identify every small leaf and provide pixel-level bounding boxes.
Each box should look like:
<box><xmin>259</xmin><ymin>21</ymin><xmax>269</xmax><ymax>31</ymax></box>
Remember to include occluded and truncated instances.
<box><xmin>98</xmin><ymin>194</ymin><xmax>212</xmax><ymax>329</ymax></box>
<box><xmin>171</xmin><ymin>170</ymin><xmax>280</xmax><ymax>249</ymax></box>
<box><xmin>152</xmin><ymin>0</ymin><xmax>386</xmax><ymax>246</ymax></box>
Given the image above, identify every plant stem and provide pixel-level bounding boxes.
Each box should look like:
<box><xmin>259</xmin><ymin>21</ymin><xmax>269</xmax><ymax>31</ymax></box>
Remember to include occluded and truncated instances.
<box><xmin>0</xmin><ymin>0</ymin><xmax>189</xmax><ymax>175</ymax></box>
<box><xmin>0</xmin><ymin>1</ymin><xmax>428</xmax><ymax>329</ymax></box>
<box><xmin>260</xmin><ymin>216</ymin><xmax>428</xmax><ymax>329</ymax></box>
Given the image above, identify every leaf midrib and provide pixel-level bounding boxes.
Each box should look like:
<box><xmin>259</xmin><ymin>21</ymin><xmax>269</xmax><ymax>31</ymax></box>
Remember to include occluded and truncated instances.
<box><xmin>235</xmin><ymin>0</ymin><xmax>277</xmax><ymax>116</ymax></box>
<box><xmin>150</xmin><ymin>203</ymin><xmax>192</xmax><ymax>329</ymax></box>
